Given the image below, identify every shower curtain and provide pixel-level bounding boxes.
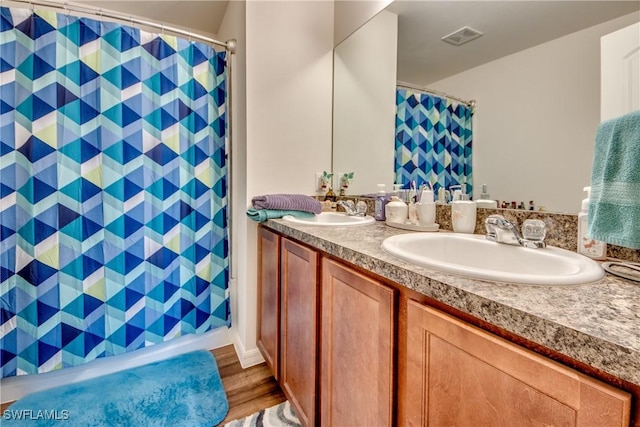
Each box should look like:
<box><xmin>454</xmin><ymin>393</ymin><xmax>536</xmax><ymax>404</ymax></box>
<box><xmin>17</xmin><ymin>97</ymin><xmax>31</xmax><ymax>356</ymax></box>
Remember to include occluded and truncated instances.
<box><xmin>395</xmin><ymin>88</ymin><xmax>473</xmax><ymax>196</ymax></box>
<box><xmin>0</xmin><ymin>7</ymin><xmax>229</xmax><ymax>378</ymax></box>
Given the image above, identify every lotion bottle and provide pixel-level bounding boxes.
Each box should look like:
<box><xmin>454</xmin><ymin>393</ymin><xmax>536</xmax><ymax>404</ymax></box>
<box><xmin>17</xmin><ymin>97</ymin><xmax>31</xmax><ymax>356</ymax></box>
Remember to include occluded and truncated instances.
<box><xmin>577</xmin><ymin>186</ymin><xmax>606</xmax><ymax>260</ymax></box>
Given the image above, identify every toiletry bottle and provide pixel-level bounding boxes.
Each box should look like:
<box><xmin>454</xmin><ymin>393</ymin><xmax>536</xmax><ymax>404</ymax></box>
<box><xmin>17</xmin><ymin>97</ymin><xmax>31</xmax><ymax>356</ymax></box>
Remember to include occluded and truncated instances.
<box><xmin>408</xmin><ymin>183</ymin><xmax>419</xmax><ymax>225</ymax></box>
<box><xmin>437</xmin><ymin>187</ymin><xmax>452</xmax><ymax>205</ymax></box>
<box><xmin>450</xmin><ymin>186</ymin><xmax>477</xmax><ymax>233</ymax></box>
<box><xmin>324</xmin><ymin>188</ymin><xmax>337</xmax><ymax>202</ymax></box>
<box><xmin>385</xmin><ymin>196</ymin><xmax>408</xmax><ymax>224</ymax></box>
<box><xmin>480</xmin><ymin>184</ymin><xmax>490</xmax><ymax>200</ymax></box>
<box><xmin>577</xmin><ymin>186</ymin><xmax>606</xmax><ymax>260</ymax></box>
<box><xmin>374</xmin><ymin>184</ymin><xmax>388</xmax><ymax>221</ymax></box>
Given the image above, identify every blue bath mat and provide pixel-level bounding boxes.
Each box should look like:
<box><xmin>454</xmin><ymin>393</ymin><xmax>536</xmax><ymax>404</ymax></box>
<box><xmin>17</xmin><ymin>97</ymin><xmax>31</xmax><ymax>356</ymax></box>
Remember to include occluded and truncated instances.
<box><xmin>3</xmin><ymin>350</ymin><xmax>228</xmax><ymax>427</ymax></box>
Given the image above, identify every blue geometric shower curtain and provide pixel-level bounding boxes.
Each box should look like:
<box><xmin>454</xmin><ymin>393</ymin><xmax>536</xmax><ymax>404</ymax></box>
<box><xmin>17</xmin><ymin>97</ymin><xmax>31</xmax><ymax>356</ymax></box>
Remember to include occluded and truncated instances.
<box><xmin>395</xmin><ymin>88</ymin><xmax>473</xmax><ymax>196</ymax></box>
<box><xmin>0</xmin><ymin>7</ymin><xmax>229</xmax><ymax>378</ymax></box>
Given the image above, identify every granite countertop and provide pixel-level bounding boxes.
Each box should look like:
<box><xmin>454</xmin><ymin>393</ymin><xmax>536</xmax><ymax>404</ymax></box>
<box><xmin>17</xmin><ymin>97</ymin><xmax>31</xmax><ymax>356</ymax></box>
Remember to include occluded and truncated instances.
<box><xmin>263</xmin><ymin>219</ymin><xmax>640</xmax><ymax>386</ymax></box>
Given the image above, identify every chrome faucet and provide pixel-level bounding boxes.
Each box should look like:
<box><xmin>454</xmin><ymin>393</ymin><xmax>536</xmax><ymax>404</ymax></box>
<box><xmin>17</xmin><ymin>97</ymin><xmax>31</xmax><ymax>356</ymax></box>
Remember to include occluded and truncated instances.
<box><xmin>337</xmin><ymin>200</ymin><xmax>357</xmax><ymax>215</ymax></box>
<box><xmin>337</xmin><ymin>200</ymin><xmax>367</xmax><ymax>217</ymax></box>
<box><xmin>485</xmin><ymin>215</ymin><xmax>546</xmax><ymax>249</ymax></box>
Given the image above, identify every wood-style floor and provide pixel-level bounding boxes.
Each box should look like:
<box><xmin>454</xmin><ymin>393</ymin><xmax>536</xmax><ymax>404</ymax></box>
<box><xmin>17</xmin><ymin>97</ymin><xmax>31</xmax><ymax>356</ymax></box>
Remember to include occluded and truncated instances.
<box><xmin>213</xmin><ymin>344</ymin><xmax>286</xmax><ymax>424</ymax></box>
<box><xmin>0</xmin><ymin>345</ymin><xmax>285</xmax><ymax>426</ymax></box>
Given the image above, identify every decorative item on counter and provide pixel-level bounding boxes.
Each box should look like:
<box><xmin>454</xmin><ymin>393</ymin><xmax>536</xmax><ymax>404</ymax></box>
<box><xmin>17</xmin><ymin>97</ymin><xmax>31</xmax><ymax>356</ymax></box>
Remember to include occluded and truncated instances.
<box><xmin>385</xmin><ymin>196</ymin><xmax>408</xmax><ymax>224</ymax></box>
<box><xmin>450</xmin><ymin>185</ymin><xmax>477</xmax><ymax>233</ymax></box>
<box><xmin>319</xmin><ymin>171</ymin><xmax>333</xmax><ymax>191</ymax></box>
<box><xmin>324</xmin><ymin>187</ymin><xmax>337</xmax><ymax>202</ymax></box>
<box><xmin>339</xmin><ymin>172</ymin><xmax>354</xmax><ymax>196</ymax></box>
<box><xmin>529</xmin><ymin>200</ymin><xmax>535</xmax><ymax>211</ymax></box>
<box><xmin>511</xmin><ymin>201</ymin><xmax>517</xmax><ymax>209</ymax></box>
<box><xmin>374</xmin><ymin>184</ymin><xmax>388</xmax><ymax>221</ymax></box>
<box><xmin>578</xmin><ymin>186</ymin><xmax>607</xmax><ymax>260</ymax></box>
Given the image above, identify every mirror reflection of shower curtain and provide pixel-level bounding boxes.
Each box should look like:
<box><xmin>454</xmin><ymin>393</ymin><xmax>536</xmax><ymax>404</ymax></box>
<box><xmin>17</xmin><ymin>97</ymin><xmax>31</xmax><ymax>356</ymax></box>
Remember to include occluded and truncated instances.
<box><xmin>0</xmin><ymin>6</ymin><xmax>229</xmax><ymax>378</ymax></box>
<box><xmin>395</xmin><ymin>89</ymin><xmax>473</xmax><ymax>196</ymax></box>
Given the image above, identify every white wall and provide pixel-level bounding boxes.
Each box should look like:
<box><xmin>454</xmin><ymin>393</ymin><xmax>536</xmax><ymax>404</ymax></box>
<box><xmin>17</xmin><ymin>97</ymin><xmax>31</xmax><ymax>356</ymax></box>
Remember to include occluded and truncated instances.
<box><xmin>216</xmin><ymin>1</ymin><xmax>259</xmax><ymax>366</ymax></box>
<box><xmin>232</xmin><ymin>0</ymin><xmax>333</xmax><ymax>366</ymax></box>
<box><xmin>430</xmin><ymin>13</ymin><xmax>639</xmax><ymax>213</ymax></box>
<box><xmin>333</xmin><ymin>10</ymin><xmax>397</xmax><ymax>195</ymax></box>
<box><xmin>334</xmin><ymin>0</ymin><xmax>393</xmax><ymax>47</ymax></box>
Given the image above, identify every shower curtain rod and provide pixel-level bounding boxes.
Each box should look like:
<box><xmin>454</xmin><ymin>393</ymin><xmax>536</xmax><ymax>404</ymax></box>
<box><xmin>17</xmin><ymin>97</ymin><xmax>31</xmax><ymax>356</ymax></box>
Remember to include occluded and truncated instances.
<box><xmin>4</xmin><ymin>0</ymin><xmax>235</xmax><ymax>52</ymax></box>
<box><xmin>397</xmin><ymin>81</ymin><xmax>476</xmax><ymax>109</ymax></box>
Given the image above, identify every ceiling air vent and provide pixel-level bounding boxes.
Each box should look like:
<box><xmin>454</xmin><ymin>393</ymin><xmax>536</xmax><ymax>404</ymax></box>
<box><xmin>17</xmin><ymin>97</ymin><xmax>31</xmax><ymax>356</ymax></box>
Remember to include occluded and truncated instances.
<box><xmin>441</xmin><ymin>26</ymin><xmax>483</xmax><ymax>46</ymax></box>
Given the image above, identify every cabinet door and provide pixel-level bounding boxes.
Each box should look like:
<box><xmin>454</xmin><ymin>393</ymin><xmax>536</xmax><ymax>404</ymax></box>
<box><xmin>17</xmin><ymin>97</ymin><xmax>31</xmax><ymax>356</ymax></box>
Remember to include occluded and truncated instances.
<box><xmin>401</xmin><ymin>300</ymin><xmax>631</xmax><ymax>427</ymax></box>
<box><xmin>281</xmin><ymin>238</ymin><xmax>319</xmax><ymax>427</ymax></box>
<box><xmin>321</xmin><ymin>259</ymin><xmax>395</xmax><ymax>427</ymax></box>
<box><xmin>257</xmin><ymin>227</ymin><xmax>280</xmax><ymax>380</ymax></box>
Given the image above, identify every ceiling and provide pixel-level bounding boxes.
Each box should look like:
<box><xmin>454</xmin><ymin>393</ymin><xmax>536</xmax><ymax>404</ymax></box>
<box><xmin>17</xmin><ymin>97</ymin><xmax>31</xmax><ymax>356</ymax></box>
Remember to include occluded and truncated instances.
<box><xmin>385</xmin><ymin>1</ymin><xmax>640</xmax><ymax>85</ymax></box>
<box><xmin>75</xmin><ymin>1</ymin><xmax>230</xmax><ymax>38</ymax></box>
<box><xmin>56</xmin><ymin>1</ymin><xmax>640</xmax><ymax>86</ymax></box>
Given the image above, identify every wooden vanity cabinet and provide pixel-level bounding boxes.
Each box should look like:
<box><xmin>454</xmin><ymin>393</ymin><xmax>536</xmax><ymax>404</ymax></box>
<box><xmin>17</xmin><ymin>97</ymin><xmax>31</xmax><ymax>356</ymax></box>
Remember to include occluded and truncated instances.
<box><xmin>280</xmin><ymin>237</ymin><xmax>320</xmax><ymax>426</ymax></box>
<box><xmin>257</xmin><ymin>228</ymin><xmax>280</xmax><ymax>379</ymax></box>
<box><xmin>400</xmin><ymin>299</ymin><xmax>632</xmax><ymax>427</ymax></box>
<box><xmin>321</xmin><ymin>259</ymin><xmax>396</xmax><ymax>427</ymax></box>
<box><xmin>257</xmin><ymin>226</ymin><xmax>632</xmax><ymax>427</ymax></box>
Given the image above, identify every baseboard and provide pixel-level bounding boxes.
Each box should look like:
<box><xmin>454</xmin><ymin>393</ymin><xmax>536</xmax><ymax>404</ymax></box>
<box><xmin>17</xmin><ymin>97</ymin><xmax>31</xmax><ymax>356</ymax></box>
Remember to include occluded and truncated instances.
<box><xmin>1</xmin><ymin>327</ymin><xmax>232</xmax><ymax>403</ymax></box>
<box><xmin>232</xmin><ymin>331</ymin><xmax>265</xmax><ymax>369</ymax></box>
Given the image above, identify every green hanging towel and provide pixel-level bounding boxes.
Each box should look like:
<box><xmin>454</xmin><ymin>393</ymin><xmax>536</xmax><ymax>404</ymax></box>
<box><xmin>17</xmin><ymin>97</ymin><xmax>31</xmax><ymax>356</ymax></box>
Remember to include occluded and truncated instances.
<box><xmin>587</xmin><ymin>110</ymin><xmax>640</xmax><ymax>249</ymax></box>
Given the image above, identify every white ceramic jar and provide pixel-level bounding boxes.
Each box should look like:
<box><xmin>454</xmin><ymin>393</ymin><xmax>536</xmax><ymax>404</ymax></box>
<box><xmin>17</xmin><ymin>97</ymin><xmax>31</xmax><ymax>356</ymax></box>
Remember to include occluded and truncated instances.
<box><xmin>451</xmin><ymin>200</ymin><xmax>477</xmax><ymax>233</ymax></box>
<box><xmin>385</xmin><ymin>196</ymin><xmax>408</xmax><ymax>224</ymax></box>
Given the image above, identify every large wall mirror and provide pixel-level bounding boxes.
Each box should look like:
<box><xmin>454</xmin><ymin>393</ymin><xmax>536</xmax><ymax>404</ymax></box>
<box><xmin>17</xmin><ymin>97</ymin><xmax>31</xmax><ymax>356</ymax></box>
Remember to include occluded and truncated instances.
<box><xmin>333</xmin><ymin>1</ymin><xmax>639</xmax><ymax>213</ymax></box>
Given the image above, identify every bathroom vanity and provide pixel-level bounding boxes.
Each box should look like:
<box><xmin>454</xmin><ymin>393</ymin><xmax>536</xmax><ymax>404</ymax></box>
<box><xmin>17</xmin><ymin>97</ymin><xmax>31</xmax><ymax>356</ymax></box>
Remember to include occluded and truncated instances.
<box><xmin>256</xmin><ymin>221</ymin><xmax>639</xmax><ymax>426</ymax></box>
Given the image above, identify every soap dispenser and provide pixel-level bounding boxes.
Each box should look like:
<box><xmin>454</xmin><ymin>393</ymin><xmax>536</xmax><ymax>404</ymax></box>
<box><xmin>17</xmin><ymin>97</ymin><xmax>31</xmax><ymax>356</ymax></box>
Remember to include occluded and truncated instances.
<box><xmin>450</xmin><ymin>185</ymin><xmax>477</xmax><ymax>233</ymax></box>
<box><xmin>374</xmin><ymin>184</ymin><xmax>388</xmax><ymax>221</ymax></box>
<box><xmin>577</xmin><ymin>186</ymin><xmax>606</xmax><ymax>259</ymax></box>
<box><xmin>476</xmin><ymin>184</ymin><xmax>498</xmax><ymax>209</ymax></box>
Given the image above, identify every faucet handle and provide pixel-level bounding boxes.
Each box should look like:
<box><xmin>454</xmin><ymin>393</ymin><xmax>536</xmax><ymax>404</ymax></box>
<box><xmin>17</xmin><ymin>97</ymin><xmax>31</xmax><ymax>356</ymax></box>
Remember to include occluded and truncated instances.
<box><xmin>522</xmin><ymin>219</ymin><xmax>546</xmax><ymax>242</ymax></box>
<box><xmin>355</xmin><ymin>201</ymin><xmax>367</xmax><ymax>216</ymax></box>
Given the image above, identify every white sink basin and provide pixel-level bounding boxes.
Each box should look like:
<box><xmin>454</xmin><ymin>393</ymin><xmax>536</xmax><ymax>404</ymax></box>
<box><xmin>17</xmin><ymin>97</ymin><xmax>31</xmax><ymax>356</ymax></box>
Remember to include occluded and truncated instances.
<box><xmin>282</xmin><ymin>212</ymin><xmax>375</xmax><ymax>226</ymax></box>
<box><xmin>381</xmin><ymin>233</ymin><xmax>604</xmax><ymax>285</ymax></box>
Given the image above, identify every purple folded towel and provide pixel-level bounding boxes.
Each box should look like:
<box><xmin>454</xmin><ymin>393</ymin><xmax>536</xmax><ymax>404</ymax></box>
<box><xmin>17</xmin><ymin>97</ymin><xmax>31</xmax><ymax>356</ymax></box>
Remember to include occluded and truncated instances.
<box><xmin>252</xmin><ymin>194</ymin><xmax>322</xmax><ymax>214</ymax></box>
